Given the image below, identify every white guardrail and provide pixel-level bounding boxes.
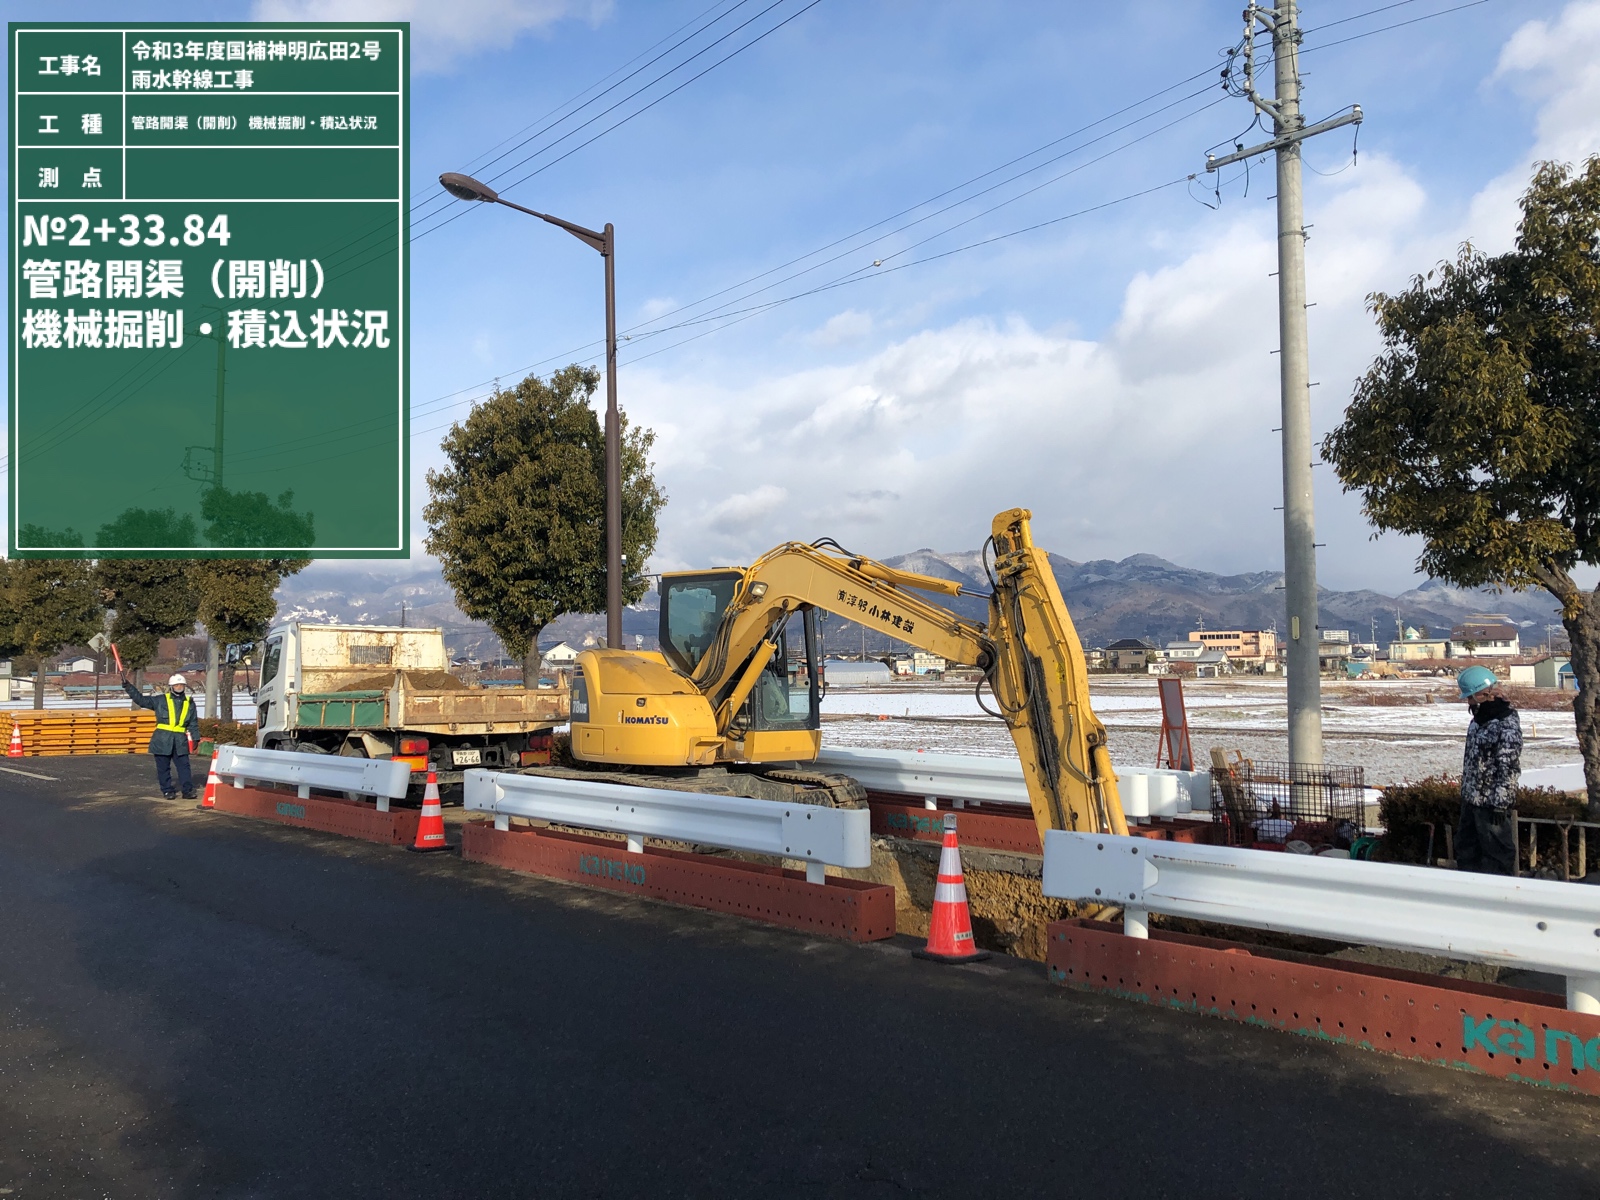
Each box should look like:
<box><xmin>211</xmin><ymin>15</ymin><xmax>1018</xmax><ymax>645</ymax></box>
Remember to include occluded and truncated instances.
<box><xmin>213</xmin><ymin>745</ymin><xmax>414</xmax><ymax>810</ymax></box>
<box><xmin>812</xmin><ymin>747</ymin><xmax>1210</xmax><ymax>818</ymax></box>
<box><xmin>1043</xmin><ymin>831</ymin><xmax>1600</xmax><ymax>1013</ymax></box>
<box><xmin>463</xmin><ymin>770</ymin><xmax>872</xmax><ymax>884</ymax></box>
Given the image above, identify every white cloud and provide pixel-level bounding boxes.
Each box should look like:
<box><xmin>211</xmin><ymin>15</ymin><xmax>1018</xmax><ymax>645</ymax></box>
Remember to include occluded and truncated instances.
<box><xmin>250</xmin><ymin>0</ymin><xmax>611</xmax><ymax>72</ymax></box>
<box><xmin>702</xmin><ymin>485</ymin><xmax>789</xmax><ymax>538</ymax></box>
<box><xmin>621</xmin><ymin>2</ymin><xmax>1600</xmax><ymax>593</ymax></box>
<box><xmin>807</xmin><ymin>308</ymin><xmax>874</xmax><ymax>346</ymax></box>
<box><xmin>636</xmin><ymin>296</ymin><xmax>679</xmax><ymax>321</ymax></box>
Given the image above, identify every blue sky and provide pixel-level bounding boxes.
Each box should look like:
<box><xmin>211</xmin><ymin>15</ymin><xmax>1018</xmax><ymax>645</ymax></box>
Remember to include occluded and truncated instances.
<box><xmin>6</xmin><ymin>0</ymin><xmax>1597</xmax><ymax>594</ymax></box>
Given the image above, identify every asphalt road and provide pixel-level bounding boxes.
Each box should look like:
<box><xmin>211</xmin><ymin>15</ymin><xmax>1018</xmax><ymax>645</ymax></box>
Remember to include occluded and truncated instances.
<box><xmin>2</xmin><ymin>757</ymin><xmax>1598</xmax><ymax>1199</ymax></box>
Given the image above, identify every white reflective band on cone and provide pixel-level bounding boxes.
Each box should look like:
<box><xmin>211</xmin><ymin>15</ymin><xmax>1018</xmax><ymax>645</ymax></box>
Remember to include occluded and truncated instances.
<box><xmin>934</xmin><ymin>880</ymin><xmax>970</xmax><ymax>904</ymax></box>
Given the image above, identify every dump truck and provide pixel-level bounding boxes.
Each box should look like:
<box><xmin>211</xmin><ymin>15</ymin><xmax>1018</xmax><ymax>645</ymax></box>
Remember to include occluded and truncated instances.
<box><xmin>255</xmin><ymin>622</ymin><xmax>569</xmax><ymax>785</ymax></box>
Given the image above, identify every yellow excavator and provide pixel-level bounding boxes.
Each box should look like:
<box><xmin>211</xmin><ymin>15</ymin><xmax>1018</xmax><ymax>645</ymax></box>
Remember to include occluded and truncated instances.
<box><xmin>553</xmin><ymin>508</ymin><xmax>1127</xmax><ymax>841</ymax></box>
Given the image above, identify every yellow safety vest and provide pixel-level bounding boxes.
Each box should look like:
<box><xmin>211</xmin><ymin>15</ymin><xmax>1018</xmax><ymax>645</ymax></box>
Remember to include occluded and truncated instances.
<box><xmin>157</xmin><ymin>692</ymin><xmax>192</xmax><ymax>733</ymax></box>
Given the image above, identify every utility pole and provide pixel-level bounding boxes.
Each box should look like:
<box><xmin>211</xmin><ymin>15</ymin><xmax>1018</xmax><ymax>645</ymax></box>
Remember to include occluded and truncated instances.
<box><xmin>1206</xmin><ymin>1</ymin><xmax>1360</xmax><ymax>768</ymax></box>
<box><xmin>184</xmin><ymin>311</ymin><xmax>227</xmax><ymax>491</ymax></box>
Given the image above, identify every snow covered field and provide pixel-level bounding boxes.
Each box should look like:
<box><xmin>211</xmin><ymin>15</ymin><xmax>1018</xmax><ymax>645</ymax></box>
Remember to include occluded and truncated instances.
<box><xmin>820</xmin><ymin>677</ymin><xmax>1581</xmax><ymax>786</ymax></box>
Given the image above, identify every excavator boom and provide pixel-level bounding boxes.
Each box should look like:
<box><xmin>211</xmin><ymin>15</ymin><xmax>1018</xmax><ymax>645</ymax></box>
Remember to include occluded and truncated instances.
<box><xmin>571</xmin><ymin>508</ymin><xmax>1125</xmax><ymax>839</ymax></box>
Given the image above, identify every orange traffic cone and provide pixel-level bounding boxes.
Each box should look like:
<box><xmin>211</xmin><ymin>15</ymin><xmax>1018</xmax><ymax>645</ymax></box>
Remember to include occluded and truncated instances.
<box><xmin>6</xmin><ymin>722</ymin><xmax>21</xmax><ymax>758</ymax></box>
<box><xmin>914</xmin><ymin>813</ymin><xmax>990</xmax><ymax>963</ymax></box>
<box><xmin>408</xmin><ymin>768</ymin><xmax>449</xmax><ymax>853</ymax></box>
<box><xmin>198</xmin><ymin>755</ymin><xmax>220</xmax><ymax>810</ymax></box>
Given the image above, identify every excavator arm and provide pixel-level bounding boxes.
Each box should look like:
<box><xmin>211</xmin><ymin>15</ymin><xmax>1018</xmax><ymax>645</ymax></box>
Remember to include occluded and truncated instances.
<box><xmin>688</xmin><ymin>508</ymin><xmax>1126</xmax><ymax>837</ymax></box>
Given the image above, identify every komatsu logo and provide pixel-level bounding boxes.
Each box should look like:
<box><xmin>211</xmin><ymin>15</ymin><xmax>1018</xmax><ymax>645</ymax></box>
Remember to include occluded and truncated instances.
<box><xmin>623</xmin><ymin>714</ymin><xmax>669</xmax><ymax>725</ymax></box>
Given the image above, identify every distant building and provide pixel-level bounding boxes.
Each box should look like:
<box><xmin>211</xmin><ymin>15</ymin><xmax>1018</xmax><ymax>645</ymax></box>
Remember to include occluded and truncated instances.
<box><xmin>821</xmin><ymin>658</ymin><xmax>893</xmax><ymax>686</ymax></box>
<box><xmin>1187</xmin><ymin>628</ymin><xmax>1278</xmax><ymax>666</ymax></box>
<box><xmin>61</xmin><ymin>657</ymin><xmax>96</xmax><ymax>674</ymax></box>
<box><xmin>1152</xmin><ymin>647</ymin><xmax>1232</xmax><ymax>678</ymax></box>
<box><xmin>1318</xmin><ymin>630</ymin><xmax>1352</xmax><ymax>671</ymax></box>
<box><xmin>911</xmin><ymin>651</ymin><xmax>945</xmax><ymax>676</ymax></box>
<box><xmin>541</xmin><ymin>641</ymin><xmax>580</xmax><ymax>668</ymax></box>
<box><xmin>1085</xmin><ymin>647</ymin><xmax>1107</xmax><ymax>670</ymax></box>
<box><xmin>1162</xmin><ymin>641</ymin><xmax>1206</xmax><ymax>661</ymax></box>
<box><xmin>1389</xmin><ymin>637</ymin><xmax>1451</xmax><ymax>662</ymax></box>
<box><xmin>1106</xmin><ymin>638</ymin><xmax>1157</xmax><ymax>671</ymax></box>
<box><xmin>1450</xmin><ymin>617</ymin><xmax>1520</xmax><ymax>657</ymax></box>
<box><xmin>1534</xmin><ymin>656</ymin><xmax>1572</xmax><ymax>689</ymax></box>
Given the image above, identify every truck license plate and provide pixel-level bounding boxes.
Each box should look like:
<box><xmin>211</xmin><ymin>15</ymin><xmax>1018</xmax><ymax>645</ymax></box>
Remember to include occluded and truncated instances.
<box><xmin>452</xmin><ymin>749</ymin><xmax>482</xmax><ymax>766</ymax></box>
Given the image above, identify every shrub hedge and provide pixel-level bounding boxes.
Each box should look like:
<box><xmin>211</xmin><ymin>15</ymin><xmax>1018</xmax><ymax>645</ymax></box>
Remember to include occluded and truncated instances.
<box><xmin>1380</xmin><ymin>776</ymin><xmax>1591</xmax><ymax>873</ymax></box>
<box><xmin>198</xmin><ymin>719</ymin><xmax>257</xmax><ymax>747</ymax></box>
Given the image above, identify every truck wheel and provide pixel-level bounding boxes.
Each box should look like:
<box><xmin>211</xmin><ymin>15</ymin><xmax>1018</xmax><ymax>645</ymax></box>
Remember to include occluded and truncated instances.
<box><xmin>337</xmin><ymin>741</ymin><xmax>369</xmax><ymax>801</ymax></box>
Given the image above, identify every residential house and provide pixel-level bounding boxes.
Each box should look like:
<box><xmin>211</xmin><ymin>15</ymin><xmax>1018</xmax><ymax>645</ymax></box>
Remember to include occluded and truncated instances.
<box><xmin>1106</xmin><ymin>638</ymin><xmax>1157</xmax><ymax>672</ymax></box>
<box><xmin>540</xmin><ymin>641</ymin><xmax>580</xmax><ymax>669</ymax></box>
<box><xmin>1318</xmin><ymin>629</ymin><xmax>1352</xmax><ymax>672</ymax></box>
<box><xmin>1389</xmin><ymin>638</ymin><xmax>1451</xmax><ymax>662</ymax></box>
<box><xmin>1450</xmin><ymin>617</ymin><xmax>1521</xmax><ymax>657</ymax></box>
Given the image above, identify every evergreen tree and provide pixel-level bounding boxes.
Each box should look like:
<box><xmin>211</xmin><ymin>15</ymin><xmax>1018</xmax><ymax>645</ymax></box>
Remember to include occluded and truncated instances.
<box><xmin>1324</xmin><ymin>157</ymin><xmax>1600</xmax><ymax>814</ymax></box>
<box><xmin>424</xmin><ymin>365</ymin><xmax>665</xmax><ymax>683</ymax></box>
<box><xmin>0</xmin><ymin>527</ymin><xmax>104</xmax><ymax>708</ymax></box>
<box><xmin>94</xmin><ymin>508</ymin><xmax>201</xmax><ymax>680</ymax></box>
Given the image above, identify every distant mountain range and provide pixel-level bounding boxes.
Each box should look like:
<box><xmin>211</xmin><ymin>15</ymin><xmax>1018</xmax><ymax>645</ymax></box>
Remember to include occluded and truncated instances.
<box><xmin>272</xmin><ymin>550</ymin><xmax>1565</xmax><ymax>662</ymax></box>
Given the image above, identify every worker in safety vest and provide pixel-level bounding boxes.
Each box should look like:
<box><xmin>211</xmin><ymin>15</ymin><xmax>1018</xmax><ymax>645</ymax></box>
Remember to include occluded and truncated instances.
<box><xmin>122</xmin><ymin>673</ymin><xmax>201</xmax><ymax>799</ymax></box>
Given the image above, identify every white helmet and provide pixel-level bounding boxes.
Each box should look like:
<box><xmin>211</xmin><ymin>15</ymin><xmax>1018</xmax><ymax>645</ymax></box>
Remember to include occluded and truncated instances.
<box><xmin>169</xmin><ymin>673</ymin><xmax>188</xmax><ymax>686</ymax></box>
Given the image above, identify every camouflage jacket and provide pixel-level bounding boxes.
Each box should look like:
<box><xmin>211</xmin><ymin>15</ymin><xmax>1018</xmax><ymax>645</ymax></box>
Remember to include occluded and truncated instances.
<box><xmin>1461</xmin><ymin>698</ymin><xmax>1522</xmax><ymax>810</ymax></box>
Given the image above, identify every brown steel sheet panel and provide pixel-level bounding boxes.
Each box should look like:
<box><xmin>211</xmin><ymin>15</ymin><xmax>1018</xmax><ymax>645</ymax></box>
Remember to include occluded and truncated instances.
<box><xmin>866</xmin><ymin>791</ymin><xmax>1042</xmax><ymax>854</ymax></box>
<box><xmin>209</xmin><ymin>784</ymin><xmax>421</xmax><ymax>847</ymax></box>
<box><xmin>462</xmin><ymin>821</ymin><xmax>895</xmax><ymax>942</ymax></box>
<box><xmin>1047</xmin><ymin>918</ymin><xmax>1600</xmax><ymax>1096</ymax></box>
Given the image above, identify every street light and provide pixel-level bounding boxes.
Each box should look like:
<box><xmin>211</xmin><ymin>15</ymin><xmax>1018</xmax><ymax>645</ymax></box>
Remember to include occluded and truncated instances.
<box><xmin>439</xmin><ymin>171</ymin><xmax>624</xmax><ymax>648</ymax></box>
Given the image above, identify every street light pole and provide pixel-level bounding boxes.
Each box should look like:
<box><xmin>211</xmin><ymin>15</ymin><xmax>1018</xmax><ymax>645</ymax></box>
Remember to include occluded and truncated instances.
<box><xmin>602</xmin><ymin>223</ymin><xmax>622</xmax><ymax>648</ymax></box>
<box><xmin>439</xmin><ymin>172</ymin><xmax>624</xmax><ymax>648</ymax></box>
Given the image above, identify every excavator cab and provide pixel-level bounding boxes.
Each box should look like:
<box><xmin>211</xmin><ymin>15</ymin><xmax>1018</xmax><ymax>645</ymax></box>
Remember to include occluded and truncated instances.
<box><xmin>659</xmin><ymin>571</ymin><xmax>821</xmax><ymax>737</ymax></box>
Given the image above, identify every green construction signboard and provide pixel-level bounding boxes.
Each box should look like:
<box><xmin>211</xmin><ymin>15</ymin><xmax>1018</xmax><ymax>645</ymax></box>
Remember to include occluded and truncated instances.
<box><xmin>8</xmin><ymin>22</ymin><xmax>409</xmax><ymax>557</ymax></box>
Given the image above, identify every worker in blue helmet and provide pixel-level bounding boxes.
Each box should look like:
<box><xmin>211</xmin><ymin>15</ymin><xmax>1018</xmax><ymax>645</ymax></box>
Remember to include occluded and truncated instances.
<box><xmin>1454</xmin><ymin>665</ymin><xmax>1521</xmax><ymax>874</ymax></box>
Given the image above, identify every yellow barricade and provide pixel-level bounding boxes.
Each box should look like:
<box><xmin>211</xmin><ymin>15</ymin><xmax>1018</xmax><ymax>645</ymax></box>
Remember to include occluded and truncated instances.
<box><xmin>4</xmin><ymin>709</ymin><xmax>157</xmax><ymax>756</ymax></box>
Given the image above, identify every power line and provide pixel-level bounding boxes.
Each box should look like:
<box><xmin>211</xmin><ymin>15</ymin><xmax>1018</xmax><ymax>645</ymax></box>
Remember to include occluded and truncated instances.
<box><xmin>241</xmin><ymin>86</ymin><xmax>1230</xmax><ymax>466</ymax></box>
<box><xmin>620</xmin><ymin>82</ymin><xmax>1223</xmax><ymax>345</ymax></box>
<box><xmin>332</xmin><ymin>0</ymin><xmax>823</xmax><ymax>278</ymax></box>
<box><xmin>405</xmin><ymin>0</ymin><xmax>759</xmax><ymax>230</ymax></box>
<box><xmin>8</xmin><ymin>0</ymin><xmax>1498</xmax><ymax>474</ymax></box>
<box><xmin>313</xmin><ymin>0</ymin><xmax>806</xmax><ymax>282</ymax></box>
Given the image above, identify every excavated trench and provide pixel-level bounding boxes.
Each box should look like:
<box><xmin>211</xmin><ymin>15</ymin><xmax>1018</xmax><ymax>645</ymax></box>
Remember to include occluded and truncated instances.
<box><xmin>843</xmin><ymin>839</ymin><xmax>1073</xmax><ymax>961</ymax></box>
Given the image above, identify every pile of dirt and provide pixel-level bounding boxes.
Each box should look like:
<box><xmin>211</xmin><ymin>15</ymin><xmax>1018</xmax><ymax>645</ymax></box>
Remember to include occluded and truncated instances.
<box><xmin>336</xmin><ymin>670</ymin><xmax>468</xmax><ymax>693</ymax></box>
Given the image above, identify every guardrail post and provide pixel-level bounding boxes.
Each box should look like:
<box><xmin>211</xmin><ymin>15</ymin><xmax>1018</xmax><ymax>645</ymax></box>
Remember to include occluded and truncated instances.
<box><xmin>1124</xmin><ymin>907</ymin><xmax>1149</xmax><ymax>939</ymax></box>
<box><xmin>298</xmin><ymin>783</ymin><xmax>310</xmax><ymax>799</ymax></box>
<box><xmin>494</xmin><ymin>813</ymin><xmax>509</xmax><ymax>832</ymax></box>
<box><xmin>627</xmin><ymin>834</ymin><xmax>644</xmax><ymax>854</ymax></box>
<box><xmin>924</xmin><ymin>794</ymin><xmax>937</xmax><ymax>810</ymax></box>
<box><xmin>806</xmin><ymin>861</ymin><xmax>825</xmax><ymax>885</ymax></box>
<box><xmin>376</xmin><ymin>794</ymin><xmax>389</xmax><ymax>814</ymax></box>
<box><xmin>1569</xmin><ymin>976</ymin><xmax>1600</xmax><ymax>1015</ymax></box>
